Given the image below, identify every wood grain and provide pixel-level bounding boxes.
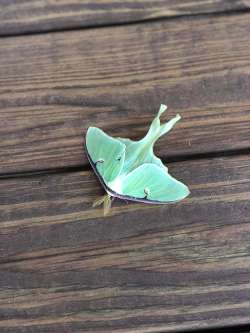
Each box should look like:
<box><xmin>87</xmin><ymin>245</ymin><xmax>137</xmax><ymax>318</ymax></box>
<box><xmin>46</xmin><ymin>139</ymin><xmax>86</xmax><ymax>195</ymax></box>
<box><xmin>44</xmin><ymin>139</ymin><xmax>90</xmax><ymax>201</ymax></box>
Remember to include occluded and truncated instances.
<box><xmin>0</xmin><ymin>154</ymin><xmax>250</xmax><ymax>332</ymax></box>
<box><xmin>1</xmin><ymin>14</ymin><xmax>250</xmax><ymax>174</ymax></box>
<box><xmin>0</xmin><ymin>0</ymin><xmax>250</xmax><ymax>36</ymax></box>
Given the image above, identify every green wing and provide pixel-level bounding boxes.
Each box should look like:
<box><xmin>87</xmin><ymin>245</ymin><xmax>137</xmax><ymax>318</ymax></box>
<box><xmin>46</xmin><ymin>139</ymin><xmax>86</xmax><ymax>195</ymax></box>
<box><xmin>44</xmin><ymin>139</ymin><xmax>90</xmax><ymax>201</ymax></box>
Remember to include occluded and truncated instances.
<box><xmin>86</xmin><ymin>127</ymin><xmax>125</xmax><ymax>184</ymax></box>
<box><xmin>118</xmin><ymin>137</ymin><xmax>168</xmax><ymax>172</ymax></box>
<box><xmin>121</xmin><ymin>163</ymin><xmax>190</xmax><ymax>203</ymax></box>
<box><xmin>117</xmin><ymin>105</ymin><xmax>181</xmax><ymax>174</ymax></box>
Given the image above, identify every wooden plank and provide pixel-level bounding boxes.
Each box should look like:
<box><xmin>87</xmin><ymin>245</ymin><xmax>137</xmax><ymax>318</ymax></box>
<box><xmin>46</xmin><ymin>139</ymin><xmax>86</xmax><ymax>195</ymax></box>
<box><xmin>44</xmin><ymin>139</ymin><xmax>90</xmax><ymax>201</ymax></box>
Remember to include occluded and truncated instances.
<box><xmin>0</xmin><ymin>0</ymin><xmax>250</xmax><ymax>36</ymax></box>
<box><xmin>1</xmin><ymin>14</ymin><xmax>250</xmax><ymax>174</ymax></box>
<box><xmin>0</xmin><ymin>155</ymin><xmax>250</xmax><ymax>332</ymax></box>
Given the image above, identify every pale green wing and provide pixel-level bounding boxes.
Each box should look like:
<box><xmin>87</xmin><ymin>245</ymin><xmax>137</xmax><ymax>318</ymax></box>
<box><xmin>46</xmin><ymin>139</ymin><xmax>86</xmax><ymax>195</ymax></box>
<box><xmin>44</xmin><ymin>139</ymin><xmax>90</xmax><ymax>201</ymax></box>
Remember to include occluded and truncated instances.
<box><xmin>118</xmin><ymin>137</ymin><xmax>168</xmax><ymax>172</ymax></box>
<box><xmin>86</xmin><ymin>127</ymin><xmax>125</xmax><ymax>184</ymax></box>
<box><xmin>121</xmin><ymin>163</ymin><xmax>190</xmax><ymax>203</ymax></box>
<box><xmin>117</xmin><ymin>105</ymin><xmax>180</xmax><ymax>174</ymax></box>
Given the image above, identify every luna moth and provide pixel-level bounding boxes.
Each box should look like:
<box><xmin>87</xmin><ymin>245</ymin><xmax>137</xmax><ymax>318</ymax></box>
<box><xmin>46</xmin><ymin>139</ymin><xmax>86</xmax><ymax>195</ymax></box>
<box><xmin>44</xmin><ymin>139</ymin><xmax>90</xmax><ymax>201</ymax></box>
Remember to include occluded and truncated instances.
<box><xmin>86</xmin><ymin>104</ymin><xmax>190</xmax><ymax>215</ymax></box>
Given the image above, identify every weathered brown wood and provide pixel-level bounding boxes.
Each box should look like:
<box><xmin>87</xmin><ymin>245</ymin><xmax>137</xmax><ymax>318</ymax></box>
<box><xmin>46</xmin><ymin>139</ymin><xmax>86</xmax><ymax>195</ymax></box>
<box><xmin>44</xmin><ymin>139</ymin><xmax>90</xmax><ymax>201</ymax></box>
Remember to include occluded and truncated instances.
<box><xmin>0</xmin><ymin>0</ymin><xmax>249</xmax><ymax>36</ymax></box>
<box><xmin>0</xmin><ymin>14</ymin><xmax>250</xmax><ymax>174</ymax></box>
<box><xmin>0</xmin><ymin>155</ymin><xmax>250</xmax><ymax>332</ymax></box>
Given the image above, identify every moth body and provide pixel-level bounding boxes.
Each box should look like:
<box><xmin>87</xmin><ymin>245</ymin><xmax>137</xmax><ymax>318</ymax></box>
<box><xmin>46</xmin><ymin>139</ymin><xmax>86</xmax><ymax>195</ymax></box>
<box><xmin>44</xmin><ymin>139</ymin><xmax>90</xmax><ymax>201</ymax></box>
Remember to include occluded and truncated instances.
<box><xmin>107</xmin><ymin>175</ymin><xmax>124</xmax><ymax>195</ymax></box>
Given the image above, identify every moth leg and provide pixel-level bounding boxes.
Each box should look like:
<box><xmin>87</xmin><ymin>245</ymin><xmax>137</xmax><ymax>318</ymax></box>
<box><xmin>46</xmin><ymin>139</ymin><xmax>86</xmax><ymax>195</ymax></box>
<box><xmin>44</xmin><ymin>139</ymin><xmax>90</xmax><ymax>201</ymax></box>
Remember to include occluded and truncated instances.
<box><xmin>103</xmin><ymin>194</ymin><xmax>112</xmax><ymax>216</ymax></box>
<box><xmin>92</xmin><ymin>194</ymin><xmax>113</xmax><ymax>216</ymax></box>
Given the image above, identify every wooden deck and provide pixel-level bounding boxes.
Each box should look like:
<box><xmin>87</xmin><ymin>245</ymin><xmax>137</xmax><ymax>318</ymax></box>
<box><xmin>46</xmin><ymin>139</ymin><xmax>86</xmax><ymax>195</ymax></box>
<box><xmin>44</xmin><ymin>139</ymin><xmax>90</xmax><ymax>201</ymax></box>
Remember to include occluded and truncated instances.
<box><xmin>0</xmin><ymin>1</ymin><xmax>250</xmax><ymax>332</ymax></box>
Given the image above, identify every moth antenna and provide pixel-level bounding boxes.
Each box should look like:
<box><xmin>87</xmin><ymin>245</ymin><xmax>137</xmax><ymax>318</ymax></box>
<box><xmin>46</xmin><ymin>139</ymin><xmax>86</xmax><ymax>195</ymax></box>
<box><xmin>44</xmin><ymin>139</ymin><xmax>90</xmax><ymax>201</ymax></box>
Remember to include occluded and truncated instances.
<box><xmin>103</xmin><ymin>194</ymin><xmax>112</xmax><ymax>216</ymax></box>
<box><xmin>92</xmin><ymin>195</ymin><xmax>106</xmax><ymax>208</ymax></box>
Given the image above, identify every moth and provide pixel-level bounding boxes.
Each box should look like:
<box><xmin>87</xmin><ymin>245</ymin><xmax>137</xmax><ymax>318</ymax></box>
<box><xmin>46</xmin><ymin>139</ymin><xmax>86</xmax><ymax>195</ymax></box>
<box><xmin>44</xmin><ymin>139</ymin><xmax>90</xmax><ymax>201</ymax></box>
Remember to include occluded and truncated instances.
<box><xmin>86</xmin><ymin>104</ymin><xmax>190</xmax><ymax>215</ymax></box>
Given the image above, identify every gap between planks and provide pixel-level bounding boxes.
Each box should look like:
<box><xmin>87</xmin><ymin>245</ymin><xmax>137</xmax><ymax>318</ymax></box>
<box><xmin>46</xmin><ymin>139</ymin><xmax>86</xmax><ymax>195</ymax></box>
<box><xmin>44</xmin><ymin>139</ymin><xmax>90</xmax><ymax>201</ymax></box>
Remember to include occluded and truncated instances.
<box><xmin>0</xmin><ymin>2</ymin><xmax>250</xmax><ymax>38</ymax></box>
<box><xmin>0</xmin><ymin>146</ymin><xmax>249</xmax><ymax>180</ymax></box>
